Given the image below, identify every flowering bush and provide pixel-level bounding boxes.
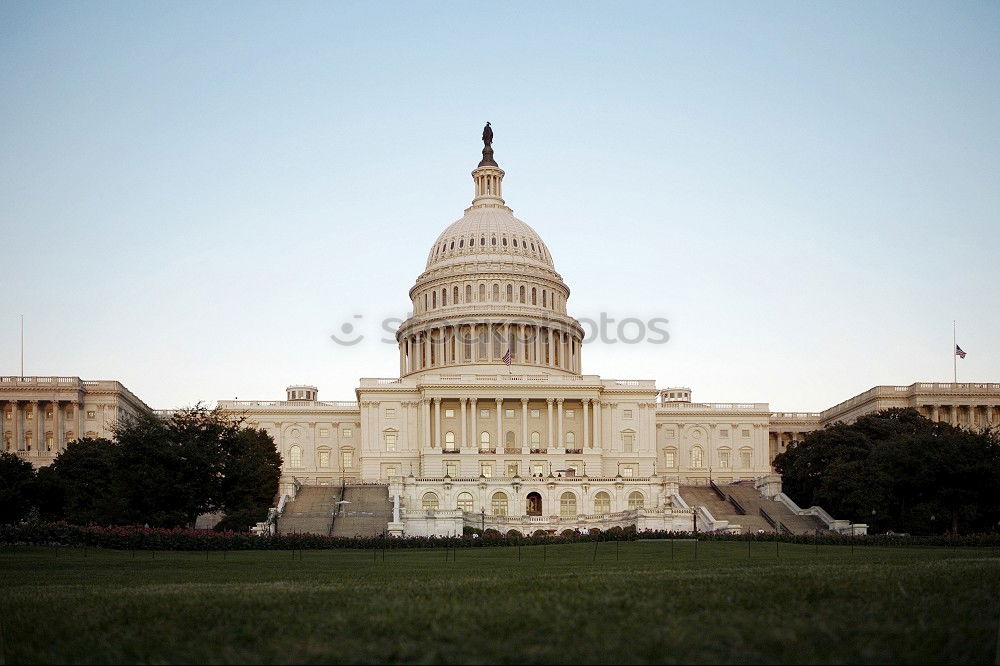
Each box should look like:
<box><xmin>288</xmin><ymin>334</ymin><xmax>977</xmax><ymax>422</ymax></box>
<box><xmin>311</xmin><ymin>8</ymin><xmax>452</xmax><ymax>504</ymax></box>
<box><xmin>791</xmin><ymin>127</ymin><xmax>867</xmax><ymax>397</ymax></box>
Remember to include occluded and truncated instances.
<box><xmin>1</xmin><ymin>522</ymin><xmax>998</xmax><ymax>551</ymax></box>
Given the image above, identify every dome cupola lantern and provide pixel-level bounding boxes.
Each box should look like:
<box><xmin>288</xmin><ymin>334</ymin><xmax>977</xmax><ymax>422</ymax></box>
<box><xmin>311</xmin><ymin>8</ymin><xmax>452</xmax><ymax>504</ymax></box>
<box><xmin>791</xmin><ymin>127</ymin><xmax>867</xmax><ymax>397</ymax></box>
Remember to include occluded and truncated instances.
<box><xmin>395</xmin><ymin>124</ymin><xmax>585</xmax><ymax>377</ymax></box>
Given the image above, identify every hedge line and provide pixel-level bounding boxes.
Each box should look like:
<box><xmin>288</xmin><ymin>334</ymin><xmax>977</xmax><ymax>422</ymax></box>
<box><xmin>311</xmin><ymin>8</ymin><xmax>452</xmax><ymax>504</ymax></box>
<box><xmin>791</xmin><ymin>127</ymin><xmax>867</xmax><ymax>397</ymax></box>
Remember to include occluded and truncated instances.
<box><xmin>2</xmin><ymin>523</ymin><xmax>1000</xmax><ymax>551</ymax></box>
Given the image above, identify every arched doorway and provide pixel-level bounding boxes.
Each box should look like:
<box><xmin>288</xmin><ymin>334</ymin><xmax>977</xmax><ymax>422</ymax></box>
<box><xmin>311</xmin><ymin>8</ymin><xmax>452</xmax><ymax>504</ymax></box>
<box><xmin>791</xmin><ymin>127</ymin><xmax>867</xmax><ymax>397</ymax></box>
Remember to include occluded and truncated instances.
<box><xmin>526</xmin><ymin>491</ymin><xmax>542</xmax><ymax>516</ymax></box>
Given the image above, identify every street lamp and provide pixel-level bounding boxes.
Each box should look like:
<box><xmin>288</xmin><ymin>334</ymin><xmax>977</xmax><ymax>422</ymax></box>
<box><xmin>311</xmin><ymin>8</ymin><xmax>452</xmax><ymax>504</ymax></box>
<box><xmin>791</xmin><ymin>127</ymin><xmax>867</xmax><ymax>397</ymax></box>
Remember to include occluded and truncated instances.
<box><xmin>335</xmin><ymin>500</ymin><xmax>351</xmax><ymax>519</ymax></box>
<box><xmin>871</xmin><ymin>509</ymin><xmax>877</xmax><ymax>535</ymax></box>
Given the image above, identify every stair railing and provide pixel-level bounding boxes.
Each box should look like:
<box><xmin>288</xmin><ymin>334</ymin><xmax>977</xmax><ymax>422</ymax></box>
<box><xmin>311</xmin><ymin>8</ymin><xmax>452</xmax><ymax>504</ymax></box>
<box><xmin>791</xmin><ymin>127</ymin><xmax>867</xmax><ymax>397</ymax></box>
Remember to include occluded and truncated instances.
<box><xmin>709</xmin><ymin>479</ymin><xmax>727</xmax><ymax>501</ymax></box>
<box><xmin>728</xmin><ymin>494</ymin><xmax>747</xmax><ymax>515</ymax></box>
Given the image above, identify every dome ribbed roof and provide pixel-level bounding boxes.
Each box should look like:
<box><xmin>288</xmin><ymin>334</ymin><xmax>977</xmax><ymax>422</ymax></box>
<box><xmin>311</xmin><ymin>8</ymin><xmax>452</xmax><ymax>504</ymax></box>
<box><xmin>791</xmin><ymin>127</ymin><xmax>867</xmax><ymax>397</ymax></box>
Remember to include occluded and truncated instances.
<box><xmin>425</xmin><ymin>206</ymin><xmax>554</xmax><ymax>270</ymax></box>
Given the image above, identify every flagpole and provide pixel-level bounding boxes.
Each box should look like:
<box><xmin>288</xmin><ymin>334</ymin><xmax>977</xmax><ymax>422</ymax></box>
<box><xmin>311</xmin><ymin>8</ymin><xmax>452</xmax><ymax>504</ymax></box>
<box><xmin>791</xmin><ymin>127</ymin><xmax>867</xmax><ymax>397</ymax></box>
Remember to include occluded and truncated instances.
<box><xmin>20</xmin><ymin>314</ymin><xmax>24</xmax><ymax>379</ymax></box>
<box><xmin>953</xmin><ymin>320</ymin><xmax>957</xmax><ymax>383</ymax></box>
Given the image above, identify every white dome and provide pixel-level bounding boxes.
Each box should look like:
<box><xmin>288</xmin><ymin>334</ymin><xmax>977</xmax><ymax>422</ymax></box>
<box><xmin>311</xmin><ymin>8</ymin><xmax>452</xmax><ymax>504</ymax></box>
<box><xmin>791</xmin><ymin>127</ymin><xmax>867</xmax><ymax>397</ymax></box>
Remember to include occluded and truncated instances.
<box><xmin>425</xmin><ymin>206</ymin><xmax>554</xmax><ymax>270</ymax></box>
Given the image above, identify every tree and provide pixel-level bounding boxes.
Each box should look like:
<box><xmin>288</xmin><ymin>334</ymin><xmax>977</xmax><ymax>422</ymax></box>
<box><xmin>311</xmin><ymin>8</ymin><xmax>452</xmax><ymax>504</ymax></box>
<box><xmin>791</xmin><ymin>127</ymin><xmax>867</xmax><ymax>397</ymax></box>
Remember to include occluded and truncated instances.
<box><xmin>214</xmin><ymin>426</ymin><xmax>282</xmax><ymax>531</ymax></box>
<box><xmin>0</xmin><ymin>451</ymin><xmax>36</xmax><ymax>524</ymax></box>
<box><xmin>35</xmin><ymin>438</ymin><xmax>121</xmax><ymax>524</ymax></box>
<box><xmin>774</xmin><ymin>408</ymin><xmax>1000</xmax><ymax>534</ymax></box>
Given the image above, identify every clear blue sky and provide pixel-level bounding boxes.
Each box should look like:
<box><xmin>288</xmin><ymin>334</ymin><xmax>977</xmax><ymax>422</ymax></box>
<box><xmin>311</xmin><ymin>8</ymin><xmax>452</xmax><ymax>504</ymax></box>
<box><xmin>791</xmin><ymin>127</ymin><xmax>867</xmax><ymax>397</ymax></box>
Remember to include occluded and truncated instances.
<box><xmin>2</xmin><ymin>2</ymin><xmax>998</xmax><ymax>411</ymax></box>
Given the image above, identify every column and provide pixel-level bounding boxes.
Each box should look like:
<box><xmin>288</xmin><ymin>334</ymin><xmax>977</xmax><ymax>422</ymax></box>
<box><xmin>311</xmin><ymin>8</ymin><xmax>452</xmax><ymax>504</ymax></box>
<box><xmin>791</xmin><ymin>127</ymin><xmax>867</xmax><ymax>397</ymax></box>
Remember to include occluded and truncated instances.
<box><xmin>495</xmin><ymin>398</ymin><xmax>503</xmax><ymax>452</ymax></box>
<box><xmin>13</xmin><ymin>402</ymin><xmax>23</xmax><ymax>451</ymax></box>
<box><xmin>434</xmin><ymin>397</ymin><xmax>442</xmax><ymax>449</ymax></box>
<box><xmin>32</xmin><ymin>400</ymin><xmax>41</xmax><ymax>455</ymax></box>
<box><xmin>460</xmin><ymin>398</ymin><xmax>468</xmax><ymax>448</ymax></box>
<box><xmin>399</xmin><ymin>341</ymin><xmax>405</xmax><ymax>376</ymax></box>
<box><xmin>546</xmin><ymin>398</ymin><xmax>554</xmax><ymax>450</ymax></box>
<box><xmin>557</xmin><ymin>398</ymin><xmax>564</xmax><ymax>448</ymax></box>
<box><xmin>950</xmin><ymin>405</ymin><xmax>957</xmax><ymax>425</ymax></box>
<box><xmin>471</xmin><ymin>398</ymin><xmax>478</xmax><ymax>449</ymax></box>
<box><xmin>422</xmin><ymin>399</ymin><xmax>431</xmax><ymax>449</ymax></box>
<box><xmin>931</xmin><ymin>404</ymin><xmax>939</xmax><ymax>422</ymax></box>
<box><xmin>592</xmin><ymin>398</ymin><xmax>601</xmax><ymax>448</ymax></box>
<box><xmin>521</xmin><ymin>397</ymin><xmax>529</xmax><ymax>453</ymax></box>
<box><xmin>583</xmin><ymin>398</ymin><xmax>590</xmax><ymax>449</ymax></box>
<box><xmin>535</xmin><ymin>325</ymin><xmax>542</xmax><ymax>366</ymax></box>
<box><xmin>547</xmin><ymin>328</ymin><xmax>555</xmax><ymax>367</ymax></box>
<box><xmin>0</xmin><ymin>401</ymin><xmax>5</xmax><ymax>450</ymax></box>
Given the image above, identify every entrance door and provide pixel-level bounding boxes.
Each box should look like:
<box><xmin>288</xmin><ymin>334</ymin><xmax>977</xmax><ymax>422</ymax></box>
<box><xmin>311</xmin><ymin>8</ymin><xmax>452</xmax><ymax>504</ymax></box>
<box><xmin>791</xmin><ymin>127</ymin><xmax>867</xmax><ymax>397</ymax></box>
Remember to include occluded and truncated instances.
<box><xmin>526</xmin><ymin>492</ymin><xmax>542</xmax><ymax>516</ymax></box>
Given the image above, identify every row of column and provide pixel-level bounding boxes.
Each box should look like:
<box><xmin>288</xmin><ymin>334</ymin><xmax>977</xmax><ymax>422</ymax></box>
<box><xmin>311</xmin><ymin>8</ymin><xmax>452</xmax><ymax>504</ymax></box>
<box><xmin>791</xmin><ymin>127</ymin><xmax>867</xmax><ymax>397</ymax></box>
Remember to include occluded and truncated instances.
<box><xmin>419</xmin><ymin>397</ymin><xmax>601</xmax><ymax>452</ymax></box>
<box><xmin>1</xmin><ymin>400</ymin><xmax>85</xmax><ymax>455</ymax></box>
<box><xmin>400</xmin><ymin>322</ymin><xmax>581</xmax><ymax>374</ymax></box>
<box><xmin>925</xmin><ymin>404</ymin><xmax>999</xmax><ymax>429</ymax></box>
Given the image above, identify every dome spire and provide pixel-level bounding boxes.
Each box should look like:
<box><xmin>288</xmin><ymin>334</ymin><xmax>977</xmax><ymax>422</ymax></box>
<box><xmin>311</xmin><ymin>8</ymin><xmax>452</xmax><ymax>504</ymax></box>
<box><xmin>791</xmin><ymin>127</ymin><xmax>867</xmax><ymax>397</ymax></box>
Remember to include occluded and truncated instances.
<box><xmin>478</xmin><ymin>121</ymin><xmax>498</xmax><ymax>167</ymax></box>
<box><xmin>472</xmin><ymin>122</ymin><xmax>505</xmax><ymax>207</ymax></box>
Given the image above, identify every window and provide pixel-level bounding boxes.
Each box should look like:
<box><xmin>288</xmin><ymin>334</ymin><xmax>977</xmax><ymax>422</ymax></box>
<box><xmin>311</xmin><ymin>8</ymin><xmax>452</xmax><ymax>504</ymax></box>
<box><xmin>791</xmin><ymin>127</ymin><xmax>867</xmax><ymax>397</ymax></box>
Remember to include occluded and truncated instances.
<box><xmin>519</xmin><ymin>286</ymin><xmax>526</xmax><ymax>303</ymax></box>
<box><xmin>506</xmin><ymin>462</ymin><xmax>519</xmax><ymax>477</ymax></box>
<box><xmin>566</xmin><ymin>409</ymin><xmax>575</xmax><ymax>419</ymax></box>
<box><xmin>445</xmin><ymin>409</ymin><xmax>454</xmax><ymax>418</ymax></box>
<box><xmin>720</xmin><ymin>429</ymin><xmax>729</xmax><ymax>438</ymax></box>
<box><xmin>491</xmin><ymin>492</ymin><xmax>508</xmax><ymax>516</ymax></box>
<box><xmin>384</xmin><ymin>464</ymin><xmax>400</xmax><ymax>478</ymax></box>
<box><xmin>530</xmin><ymin>431</ymin><xmax>540</xmax><ymax>447</ymax></box>
<box><xmin>621</xmin><ymin>464</ymin><xmax>636</xmax><ymax>478</ymax></box>
<box><xmin>318</xmin><ymin>450</ymin><xmax>331</xmax><ymax>468</ymax></box>
<box><xmin>740</xmin><ymin>448</ymin><xmax>752</xmax><ymax>469</ymax></box>
<box><xmin>385</xmin><ymin>431</ymin><xmax>398</xmax><ymax>451</ymax></box>
<box><xmin>565</xmin><ymin>432</ymin><xmax>575</xmax><ymax>446</ymax></box>
<box><xmin>666</xmin><ymin>429</ymin><xmax>676</xmax><ymax>437</ymax></box>
<box><xmin>480</xmin><ymin>461</ymin><xmax>493</xmax><ymax>478</ymax></box>
<box><xmin>623</xmin><ymin>409</ymin><xmax>633</xmax><ymax>419</ymax></box>
<box><xmin>457</xmin><ymin>492</ymin><xmax>474</xmax><ymax>512</ymax></box>
<box><xmin>560</xmin><ymin>492</ymin><xmax>577</xmax><ymax>517</ymax></box>
<box><xmin>422</xmin><ymin>492</ymin><xmax>440</xmax><ymax>511</ymax></box>
<box><xmin>445</xmin><ymin>461</ymin><xmax>458</xmax><ymax>477</ymax></box>
<box><xmin>480</xmin><ymin>409</ymin><xmax>490</xmax><ymax>418</ymax></box>
<box><xmin>445</xmin><ymin>431</ymin><xmax>455</xmax><ymax>448</ymax></box>
<box><xmin>719</xmin><ymin>450</ymin><xmax>730</xmax><ymax>468</ymax></box>
<box><xmin>319</xmin><ymin>428</ymin><xmax>329</xmax><ymax>437</ymax></box>
<box><xmin>628</xmin><ymin>491</ymin><xmax>645</xmax><ymax>509</ymax></box>
<box><xmin>664</xmin><ymin>448</ymin><xmax>677</xmax><ymax>468</ymax></box>
<box><xmin>506</xmin><ymin>284</ymin><xmax>513</xmax><ymax>301</ymax></box>
<box><xmin>289</xmin><ymin>446</ymin><xmax>302</xmax><ymax>468</ymax></box>
<box><xmin>65</xmin><ymin>407</ymin><xmax>74</xmax><ymax>418</ymax></box>
<box><xmin>594</xmin><ymin>492</ymin><xmax>611</xmax><ymax>514</ymax></box>
<box><xmin>691</xmin><ymin>446</ymin><xmax>704</xmax><ymax>468</ymax></box>
<box><xmin>342</xmin><ymin>428</ymin><xmax>352</xmax><ymax>438</ymax></box>
<box><xmin>87</xmin><ymin>410</ymin><xmax>96</xmax><ymax>419</ymax></box>
<box><xmin>531</xmin><ymin>409</ymin><xmax>540</xmax><ymax>418</ymax></box>
<box><xmin>742</xmin><ymin>429</ymin><xmax>751</xmax><ymax>438</ymax></box>
<box><xmin>505</xmin><ymin>409</ymin><xmax>514</xmax><ymax>418</ymax></box>
<box><xmin>531</xmin><ymin>462</ymin><xmax>545</xmax><ymax>477</ymax></box>
<box><xmin>567</xmin><ymin>460</ymin><xmax>583</xmax><ymax>475</ymax></box>
<box><xmin>341</xmin><ymin>450</ymin><xmax>353</xmax><ymax>469</ymax></box>
<box><xmin>385</xmin><ymin>408</ymin><xmax>396</xmax><ymax>418</ymax></box>
<box><xmin>44</xmin><ymin>432</ymin><xmax>53</xmax><ymax>451</ymax></box>
<box><xmin>622</xmin><ymin>431</ymin><xmax>634</xmax><ymax>453</ymax></box>
<box><xmin>480</xmin><ymin>431</ymin><xmax>490</xmax><ymax>448</ymax></box>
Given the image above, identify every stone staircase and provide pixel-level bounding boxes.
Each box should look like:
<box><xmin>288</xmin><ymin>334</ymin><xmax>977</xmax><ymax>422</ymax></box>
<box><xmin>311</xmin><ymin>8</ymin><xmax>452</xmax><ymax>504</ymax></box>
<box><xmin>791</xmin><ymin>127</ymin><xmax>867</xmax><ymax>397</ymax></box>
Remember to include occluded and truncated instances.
<box><xmin>331</xmin><ymin>485</ymin><xmax>392</xmax><ymax>538</ymax></box>
<box><xmin>679</xmin><ymin>483</ymin><xmax>825</xmax><ymax>534</ymax></box>
<box><xmin>276</xmin><ymin>486</ymin><xmax>340</xmax><ymax>535</ymax></box>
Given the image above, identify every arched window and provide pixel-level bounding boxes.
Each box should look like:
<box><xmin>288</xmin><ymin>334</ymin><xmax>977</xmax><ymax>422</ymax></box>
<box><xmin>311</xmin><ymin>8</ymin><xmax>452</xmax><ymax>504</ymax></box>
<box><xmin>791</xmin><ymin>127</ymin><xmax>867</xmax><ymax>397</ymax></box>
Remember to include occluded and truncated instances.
<box><xmin>432</xmin><ymin>291</ymin><xmax>437</xmax><ymax>308</ymax></box>
<box><xmin>560</xmin><ymin>492</ymin><xmax>577</xmax><ymax>517</ymax></box>
<box><xmin>628</xmin><ymin>491</ymin><xmax>645</xmax><ymax>509</ymax></box>
<box><xmin>422</xmin><ymin>492</ymin><xmax>440</xmax><ymax>511</ymax></box>
<box><xmin>441</xmin><ymin>288</ymin><xmax>447</xmax><ymax>306</ymax></box>
<box><xmin>491</xmin><ymin>491</ymin><xmax>508</xmax><ymax>516</ymax></box>
<box><xmin>480</xmin><ymin>431</ymin><xmax>490</xmax><ymax>448</ymax></box>
<box><xmin>289</xmin><ymin>445</ymin><xmax>302</xmax><ymax>468</ymax></box>
<box><xmin>506</xmin><ymin>284</ymin><xmax>513</xmax><ymax>302</ymax></box>
<box><xmin>445</xmin><ymin>431</ymin><xmax>455</xmax><ymax>448</ymax></box>
<box><xmin>530</xmin><ymin>431</ymin><xmax>540</xmax><ymax>446</ymax></box>
<box><xmin>453</xmin><ymin>286</ymin><xmax>459</xmax><ymax>304</ymax></box>
<box><xmin>519</xmin><ymin>285</ymin><xmax>526</xmax><ymax>303</ymax></box>
<box><xmin>691</xmin><ymin>446</ymin><xmax>704</xmax><ymax>468</ymax></box>
<box><xmin>492</xmin><ymin>284</ymin><xmax>500</xmax><ymax>301</ymax></box>
<box><xmin>457</xmin><ymin>492</ymin><xmax>474</xmax><ymax>512</ymax></box>
<box><xmin>479</xmin><ymin>283</ymin><xmax>486</xmax><ymax>301</ymax></box>
<box><xmin>594</xmin><ymin>491</ymin><xmax>611</xmax><ymax>515</ymax></box>
<box><xmin>565</xmin><ymin>432</ymin><xmax>576</xmax><ymax>446</ymax></box>
<box><xmin>505</xmin><ymin>431</ymin><xmax>515</xmax><ymax>448</ymax></box>
<box><xmin>531</xmin><ymin>287</ymin><xmax>537</xmax><ymax>305</ymax></box>
<box><xmin>466</xmin><ymin>284</ymin><xmax>472</xmax><ymax>302</ymax></box>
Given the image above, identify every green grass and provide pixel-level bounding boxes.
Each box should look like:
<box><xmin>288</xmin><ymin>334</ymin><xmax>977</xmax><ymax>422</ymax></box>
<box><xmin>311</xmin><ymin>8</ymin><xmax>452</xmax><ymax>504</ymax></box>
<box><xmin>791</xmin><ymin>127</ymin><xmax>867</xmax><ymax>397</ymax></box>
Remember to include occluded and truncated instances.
<box><xmin>1</xmin><ymin>541</ymin><xmax>999</xmax><ymax>664</ymax></box>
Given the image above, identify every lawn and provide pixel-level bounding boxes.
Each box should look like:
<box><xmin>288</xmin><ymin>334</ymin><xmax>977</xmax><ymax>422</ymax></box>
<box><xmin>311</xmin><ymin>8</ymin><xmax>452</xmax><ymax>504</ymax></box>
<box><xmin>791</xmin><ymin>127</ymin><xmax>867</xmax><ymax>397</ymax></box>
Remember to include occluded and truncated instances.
<box><xmin>1</xmin><ymin>541</ymin><xmax>998</xmax><ymax>664</ymax></box>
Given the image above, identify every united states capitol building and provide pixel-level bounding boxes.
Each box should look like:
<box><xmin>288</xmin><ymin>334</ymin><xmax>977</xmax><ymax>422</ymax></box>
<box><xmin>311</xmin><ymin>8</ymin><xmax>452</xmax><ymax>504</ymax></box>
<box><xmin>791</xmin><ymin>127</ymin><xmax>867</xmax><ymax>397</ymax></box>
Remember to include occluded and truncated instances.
<box><xmin>4</xmin><ymin>127</ymin><xmax>999</xmax><ymax>537</ymax></box>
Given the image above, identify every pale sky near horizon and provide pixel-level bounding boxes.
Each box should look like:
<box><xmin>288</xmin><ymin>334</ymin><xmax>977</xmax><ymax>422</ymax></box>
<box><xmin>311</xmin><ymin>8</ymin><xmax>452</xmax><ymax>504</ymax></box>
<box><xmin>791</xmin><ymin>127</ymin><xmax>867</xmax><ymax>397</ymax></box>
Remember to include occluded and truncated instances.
<box><xmin>1</xmin><ymin>2</ymin><xmax>998</xmax><ymax>412</ymax></box>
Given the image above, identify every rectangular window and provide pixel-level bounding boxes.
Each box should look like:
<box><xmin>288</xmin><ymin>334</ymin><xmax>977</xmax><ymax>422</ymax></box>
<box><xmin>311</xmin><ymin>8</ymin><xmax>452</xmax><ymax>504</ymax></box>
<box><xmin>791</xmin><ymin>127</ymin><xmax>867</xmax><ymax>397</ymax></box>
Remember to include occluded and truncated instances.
<box><xmin>318</xmin><ymin>451</ymin><xmax>331</xmax><ymax>468</ymax></box>
<box><xmin>385</xmin><ymin>464</ymin><xmax>400</xmax><ymax>478</ymax></box>
<box><xmin>531</xmin><ymin>462</ymin><xmax>545</xmax><ymax>477</ymax></box>
<box><xmin>341</xmin><ymin>451</ymin><xmax>353</xmax><ymax>469</ymax></box>
<box><xmin>385</xmin><ymin>408</ymin><xmax>396</xmax><ymax>418</ymax></box>
<box><xmin>664</xmin><ymin>451</ymin><xmax>676</xmax><ymax>468</ymax></box>
<box><xmin>506</xmin><ymin>462</ymin><xmax>519</xmax><ymax>477</ymax></box>
<box><xmin>480</xmin><ymin>462</ymin><xmax>493</xmax><ymax>478</ymax></box>
<box><xmin>719</xmin><ymin>451</ymin><xmax>730</xmax><ymax>468</ymax></box>
<box><xmin>742</xmin><ymin>429</ymin><xmax>751</xmax><ymax>438</ymax></box>
<box><xmin>86</xmin><ymin>410</ymin><xmax>96</xmax><ymax>419</ymax></box>
<box><xmin>623</xmin><ymin>433</ymin><xmax>634</xmax><ymax>453</ymax></box>
<box><xmin>505</xmin><ymin>409</ymin><xmax>514</xmax><ymax>418</ymax></box>
<box><xmin>567</xmin><ymin>460</ymin><xmax>583</xmax><ymax>476</ymax></box>
<box><xmin>445</xmin><ymin>409</ymin><xmax>454</xmax><ymax>418</ymax></box>
<box><xmin>445</xmin><ymin>461</ymin><xmax>458</xmax><ymax>477</ymax></box>
<box><xmin>623</xmin><ymin>409</ymin><xmax>632</xmax><ymax>419</ymax></box>
<box><xmin>666</xmin><ymin>429</ymin><xmax>676</xmax><ymax>437</ymax></box>
<box><xmin>385</xmin><ymin>433</ymin><xmax>397</xmax><ymax>451</ymax></box>
<box><xmin>319</xmin><ymin>428</ymin><xmax>329</xmax><ymax>437</ymax></box>
<box><xmin>720</xmin><ymin>429</ymin><xmax>729</xmax><ymax>438</ymax></box>
<box><xmin>342</xmin><ymin>428</ymin><xmax>352</xmax><ymax>438</ymax></box>
<box><xmin>622</xmin><ymin>464</ymin><xmax>636</xmax><ymax>478</ymax></box>
<box><xmin>531</xmin><ymin>409</ymin><xmax>540</xmax><ymax>418</ymax></box>
<box><xmin>741</xmin><ymin>451</ymin><xmax>752</xmax><ymax>468</ymax></box>
<box><xmin>480</xmin><ymin>409</ymin><xmax>490</xmax><ymax>418</ymax></box>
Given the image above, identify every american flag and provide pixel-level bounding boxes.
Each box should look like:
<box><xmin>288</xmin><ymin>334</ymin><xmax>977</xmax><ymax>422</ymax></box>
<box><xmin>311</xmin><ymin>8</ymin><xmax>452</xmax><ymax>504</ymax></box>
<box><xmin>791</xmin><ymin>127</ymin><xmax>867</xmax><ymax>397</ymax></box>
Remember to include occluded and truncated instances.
<box><xmin>502</xmin><ymin>348</ymin><xmax>512</xmax><ymax>366</ymax></box>
<box><xmin>955</xmin><ymin>345</ymin><xmax>967</xmax><ymax>359</ymax></box>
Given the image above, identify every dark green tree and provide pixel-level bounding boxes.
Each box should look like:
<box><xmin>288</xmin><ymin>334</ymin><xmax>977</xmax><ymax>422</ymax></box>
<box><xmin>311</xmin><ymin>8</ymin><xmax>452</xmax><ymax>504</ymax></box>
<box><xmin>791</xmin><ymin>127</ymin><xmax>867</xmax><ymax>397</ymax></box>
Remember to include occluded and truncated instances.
<box><xmin>0</xmin><ymin>451</ymin><xmax>36</xmax><ymax>524</ymax></box>
<box><xmin>214</xmin><ymin>426</ymin><xmax>282</xmax><ymax>531</ymax></box>
<box><xmin>35</xmin><ymin>438</ymin><xmax>121</xmax><ymax>524</ymax></box>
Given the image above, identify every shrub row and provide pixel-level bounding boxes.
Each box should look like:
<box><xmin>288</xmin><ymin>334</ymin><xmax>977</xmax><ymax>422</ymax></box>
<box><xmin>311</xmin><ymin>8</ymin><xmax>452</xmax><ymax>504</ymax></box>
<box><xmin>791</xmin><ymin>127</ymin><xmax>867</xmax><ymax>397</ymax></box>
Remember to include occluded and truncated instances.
<box><xmin>2</xmin><ymin>522</ymin><xmax>999</xmax><ymax>551</ymax></box>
